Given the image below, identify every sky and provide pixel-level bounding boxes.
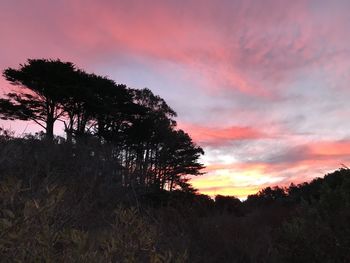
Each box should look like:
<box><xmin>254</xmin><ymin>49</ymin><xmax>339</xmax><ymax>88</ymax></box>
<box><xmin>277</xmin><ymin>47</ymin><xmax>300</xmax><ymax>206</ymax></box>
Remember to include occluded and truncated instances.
<box><xmin>1</xmin><ymin>0</ymin><xmax>350</xmax><ymax>198</ymax></box>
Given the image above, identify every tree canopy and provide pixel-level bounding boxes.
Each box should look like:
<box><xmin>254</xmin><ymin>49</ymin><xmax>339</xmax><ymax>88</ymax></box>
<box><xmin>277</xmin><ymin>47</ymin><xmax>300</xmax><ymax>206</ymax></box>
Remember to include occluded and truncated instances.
<box><xmin>1</xmin><ymin>59</ymin><xmax>78</xmax><ymax>139</ymax></box>
<box><xmin>0</xmin><ymin>58</ymin><xmax>205</xmax><ymax>192</ymax></box>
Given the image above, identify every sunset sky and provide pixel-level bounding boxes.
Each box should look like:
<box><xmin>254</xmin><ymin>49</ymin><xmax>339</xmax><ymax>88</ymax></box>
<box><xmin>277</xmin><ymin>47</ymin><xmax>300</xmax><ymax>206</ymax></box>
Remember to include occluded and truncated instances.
<box><xmin>1</xmin><ymin>0</ymin><xmax>350</xmax><ymax>198</ymax></box>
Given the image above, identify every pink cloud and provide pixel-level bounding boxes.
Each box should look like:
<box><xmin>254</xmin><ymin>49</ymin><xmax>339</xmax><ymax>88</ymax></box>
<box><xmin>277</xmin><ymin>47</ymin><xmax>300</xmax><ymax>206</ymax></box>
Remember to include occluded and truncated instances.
<box><xmin>0</xmin><ymin>0</ymin><xmax>329</xmax><ymax>98</ymax></box>
<box><xmin>178</xmin><ymin>123</ymin><xmax>269</xmax><ymax>146</ymax></box>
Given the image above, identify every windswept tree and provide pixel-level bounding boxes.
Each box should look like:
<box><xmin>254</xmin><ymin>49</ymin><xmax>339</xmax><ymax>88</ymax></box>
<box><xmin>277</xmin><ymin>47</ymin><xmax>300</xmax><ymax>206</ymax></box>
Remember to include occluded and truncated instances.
<box><xmin>158</xmin><ymin>129</ymin><xmax>205</xmax><ymax>191</ymax></box>
<box><xmin>58</xmin><ymin>71</ymin><xmax>132</xmax><ymax>142</ymax></box>
<box><xmin>122</xmin><ymin>88</ymin><xmax>204</xmax><ymax>191</ymax></box>
<box><xmin>90</xmin><ymin>75</ymin><xmax>136</xmax><ymax>142</ymax></box>
<box><xmin>0</xmin><ymin>59</ymin><xmax>77</xmax><ymax>139</ymax></box>
<box><xmin>0</xmin><ymin>58</ymin><xmax>205</xmax><ymax>192</ymax></box>
<box><xmin>121</xmin><ymin>88</ymin><xmax>176</xmax><ymax>186</ymax></box>
<box><xmin>58</xmin><ymin>69</ymin><xmax>93</xmax><ymax>142</ymax></box>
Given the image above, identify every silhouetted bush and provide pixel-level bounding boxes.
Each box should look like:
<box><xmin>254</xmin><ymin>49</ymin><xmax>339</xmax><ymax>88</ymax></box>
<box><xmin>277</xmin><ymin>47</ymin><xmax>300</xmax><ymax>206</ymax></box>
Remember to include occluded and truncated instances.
<box><xmin>1</xmin><ymin>131</ymin><xmax>350</xmax><ymax>262</ymax></box>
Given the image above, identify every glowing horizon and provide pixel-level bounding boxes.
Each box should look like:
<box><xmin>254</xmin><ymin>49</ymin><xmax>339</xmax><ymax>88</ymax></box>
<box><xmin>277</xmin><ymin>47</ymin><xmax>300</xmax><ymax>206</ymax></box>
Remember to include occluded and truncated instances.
<box><xmin>1</xmin><ymin>0</ymin><xmax>350</xmax><ymax>198</ymax></box>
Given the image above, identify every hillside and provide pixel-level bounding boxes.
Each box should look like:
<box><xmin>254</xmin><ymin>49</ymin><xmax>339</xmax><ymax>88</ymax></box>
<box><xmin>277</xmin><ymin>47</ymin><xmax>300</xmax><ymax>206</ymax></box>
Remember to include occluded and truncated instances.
<box><xmin>1</xmin><ymin>132</ymin><xmax>349</xmax><ymax>262</ymax></box>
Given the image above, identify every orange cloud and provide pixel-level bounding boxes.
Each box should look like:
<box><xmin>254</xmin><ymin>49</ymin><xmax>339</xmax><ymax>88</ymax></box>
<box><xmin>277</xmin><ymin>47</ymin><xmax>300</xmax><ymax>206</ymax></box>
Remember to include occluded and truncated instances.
<box><xmin>190</xmin><ymin>139</ymin><xmax>350</xmax><ymax>198</ymax></box>
<box><xmin>308</xmin><ymin>140</ymin><xmax>350</xmax><ymax>157</ymax></box>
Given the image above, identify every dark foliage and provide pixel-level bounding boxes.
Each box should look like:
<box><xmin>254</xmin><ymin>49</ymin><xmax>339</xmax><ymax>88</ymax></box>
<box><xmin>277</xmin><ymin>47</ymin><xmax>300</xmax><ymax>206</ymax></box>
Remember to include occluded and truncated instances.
<box><xmin>1</xmin><ymin>130</ymin><xmax>350</xmax><ymax>262</ymax></box>
<box><xmin>0</xmin><ymin>59</ymin><xmax>204</xmax><ymax>192</ymax></box>
<box><xmin>1</xmin><ymin>59</ymin><xmax>350</xmax><ymax>262</ymax></box>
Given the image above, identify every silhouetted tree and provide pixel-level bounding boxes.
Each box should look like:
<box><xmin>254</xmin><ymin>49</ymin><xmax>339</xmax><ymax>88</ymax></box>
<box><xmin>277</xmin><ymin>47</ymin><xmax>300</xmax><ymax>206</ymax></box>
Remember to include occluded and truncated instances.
<box><xmin>122</xmin><ymin>89</ymin><xmax>204</xmax><ymax>191</ymax></box>
<box><xmin>246</xmin><ymin>186</ymin><xmax>287</xmax><ymax>206</ymax></box>
<box><xmin>0</xmin><ymin>58</ymin><xmax>205</xmax><ymax>192</ymax></box>
<box><xmin>1</xmin><ymin>59</ymin><xmax>77</xmax><ymax>140</ymax></box>
<box><xmin>158</xmin><ymin>129</ymin><xmax>204</xmax><ymax>191</ymax></box>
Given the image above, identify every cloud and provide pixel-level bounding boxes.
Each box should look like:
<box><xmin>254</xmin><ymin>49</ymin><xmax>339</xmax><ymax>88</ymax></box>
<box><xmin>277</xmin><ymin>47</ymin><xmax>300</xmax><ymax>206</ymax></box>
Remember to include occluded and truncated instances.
<box><xmin>2</xmin><ymin>0</ymin><xmax>350</xmax><ymax>197</ymax></box>
<box><xmin>0</xmin><ymin>0</ymin><xmax>331</xmax><ymax>96</ymax></box>
<box><xmin>178</xmin><ymin>123</ymin><xmax>269</xmax><ymax>146</ymax></box>
<box><xmin>191</xmin><ymin>138</ymin><xmax>350</xmax><ymax>197</ymax></box>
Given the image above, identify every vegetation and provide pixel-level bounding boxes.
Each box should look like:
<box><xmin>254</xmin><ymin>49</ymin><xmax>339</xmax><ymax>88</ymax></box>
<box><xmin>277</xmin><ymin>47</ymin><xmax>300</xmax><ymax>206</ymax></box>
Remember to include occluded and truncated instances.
<box><xmin>1</xmin><ymin>59</ymin><xmax>350</xmax><ymax>262</ymax></box>
<box><xmin>0</xmin><ymin>59</ymin><xmax>204</xmax><ymax>192</ymax></box>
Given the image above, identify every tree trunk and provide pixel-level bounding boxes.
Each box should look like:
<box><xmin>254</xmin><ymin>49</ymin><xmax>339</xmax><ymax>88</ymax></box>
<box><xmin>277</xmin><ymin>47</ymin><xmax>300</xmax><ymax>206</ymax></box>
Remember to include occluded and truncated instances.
<box><xmin>45</xmin><ymin>101</ymin><xmax>55</xmax><ymax>141</ymax></box>
<box><xmin>46</xmin><ymin>117</ymin><xmax>54</xmax><ymax>140</ymax></box>
<box><xmin>66</xmin><ymin>129</ymin><xmax>73</xmax><ymax>143</ymax></box>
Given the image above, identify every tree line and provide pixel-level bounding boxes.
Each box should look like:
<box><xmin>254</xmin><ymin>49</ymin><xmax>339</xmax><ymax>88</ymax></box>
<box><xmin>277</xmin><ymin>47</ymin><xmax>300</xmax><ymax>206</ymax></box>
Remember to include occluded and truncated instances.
<box><xmin>0</xmin><ymin>59</ymin><xmax>204</xmax><ymax>192</ymax></box>
<box><xmin>1</xmin><ymin>126</ymin><xmax>349</xmax><ymax>262</ymax></box>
